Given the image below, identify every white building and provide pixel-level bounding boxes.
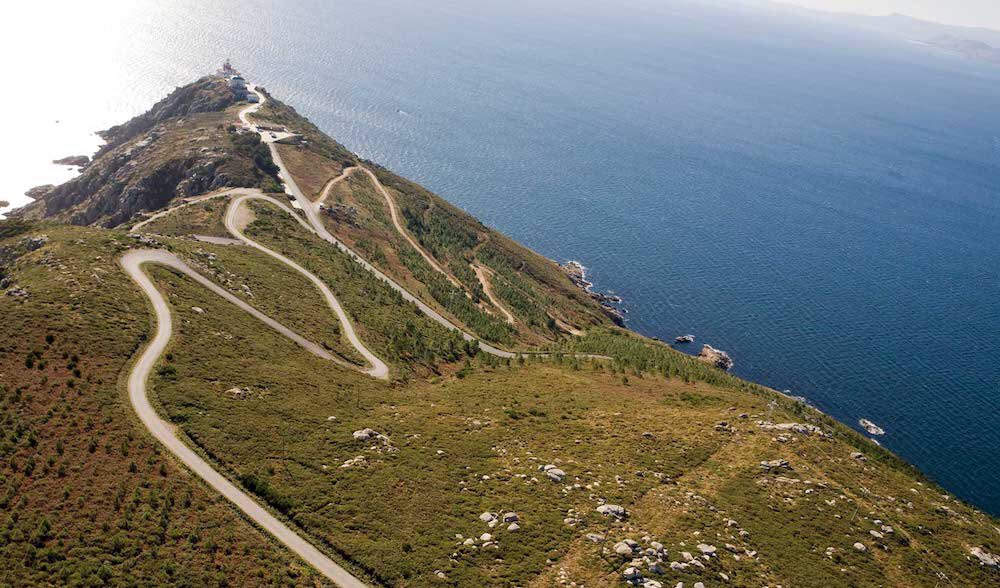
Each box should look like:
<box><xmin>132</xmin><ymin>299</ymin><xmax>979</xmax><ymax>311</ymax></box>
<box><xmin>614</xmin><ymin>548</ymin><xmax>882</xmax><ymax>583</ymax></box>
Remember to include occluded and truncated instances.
<box><xmin>229</xmin><ymin>75</ymin><xmax>246</xmax><ymax>91</ymax></box>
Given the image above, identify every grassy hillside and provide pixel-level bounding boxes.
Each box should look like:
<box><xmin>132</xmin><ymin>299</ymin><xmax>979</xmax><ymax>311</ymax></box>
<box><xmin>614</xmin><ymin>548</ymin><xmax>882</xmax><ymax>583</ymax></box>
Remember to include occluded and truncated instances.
<box><xmin>2</xmin><ymin>216</ymin><xmax>996</xmax><ymax>587</ymax></box>
<box><xmin>253</xmin><ymin>92</ymin><xmax>613</xmax><ymax>347</ymax></box>
<box><xmin>0</xmin><ymin>222</ymin><xmax>329</xmax><ymax>586</ymax></box>
<box><xmin>0</xmin><ymin>77</ymin><xmax>997</xmax><ymax>588</ymax></box>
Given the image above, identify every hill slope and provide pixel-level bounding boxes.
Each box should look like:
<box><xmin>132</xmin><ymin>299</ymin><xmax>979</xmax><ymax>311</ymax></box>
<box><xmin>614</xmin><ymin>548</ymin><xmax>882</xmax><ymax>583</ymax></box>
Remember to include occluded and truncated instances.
<box><xmin>1</xmin><ymin>74</ymin><xmax>997</xmax><ymax>587</ymax></box>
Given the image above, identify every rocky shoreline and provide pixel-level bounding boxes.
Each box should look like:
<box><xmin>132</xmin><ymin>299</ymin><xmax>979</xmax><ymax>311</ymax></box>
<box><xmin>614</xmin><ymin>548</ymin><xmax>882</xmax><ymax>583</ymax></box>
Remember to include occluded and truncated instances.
<box><xmin>560</xmin><ymin>260</ymin><xmax>625</xmax><ymax>325</ymax></box>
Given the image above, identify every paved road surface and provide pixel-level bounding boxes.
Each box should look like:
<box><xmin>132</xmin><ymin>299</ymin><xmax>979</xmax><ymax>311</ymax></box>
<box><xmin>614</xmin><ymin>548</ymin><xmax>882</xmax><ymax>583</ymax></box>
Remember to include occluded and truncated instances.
<box><xmin>224</xmin><ymin>193</ymin><xmax>389</xmax><ymax>379</ymax></box>
<box><xmin>243</xmin><ymin>86</ymin><xmax>518</xmax><ymax>358</ymax></box>
<box><xmin>120</xmin><ymin>249</ymin><xmax>369</xmax><ymax>588</ymax></box>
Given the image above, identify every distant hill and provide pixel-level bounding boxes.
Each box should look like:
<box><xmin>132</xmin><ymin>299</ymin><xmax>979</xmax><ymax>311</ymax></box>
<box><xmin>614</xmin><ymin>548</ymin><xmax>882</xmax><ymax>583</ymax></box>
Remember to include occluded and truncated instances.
<box><xmin>921</xmin><ymin>34</ymin><xmax>1000</xmax><ymax>64</ymax></box>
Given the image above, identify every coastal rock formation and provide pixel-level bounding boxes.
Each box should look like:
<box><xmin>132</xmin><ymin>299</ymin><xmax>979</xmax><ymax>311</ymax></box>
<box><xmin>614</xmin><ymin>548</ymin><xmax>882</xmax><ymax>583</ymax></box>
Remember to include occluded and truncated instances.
<box><xmin>53</xmin><ymin>155</ymin><xmax>90</xmax><ymax>167</ymax></box>
<box><xmin>10</xmin><ymin>77</ymin><xmax>278</xmax><ymax>227</ymax></box>
<box><xmin>697</xmin><ymin>344</ymin><xmax>734</xmax><ymax>370</ymax></box>
<box><xmin>0</xmin><ymin>200</ymin><xmax>9</xmax><ymax>209</ymax></box>
<box><xmin>859</xmin><ymin>419</ymin><xmax>886</xmax><ymax>435</ymax></box>
<box><xmin>560</xmin><ymin>260</ymin><xmax>625</xmax><ymax>325</ymax></box>
<box><xmin>24</xmin><ymin>185</ymin><xmax>54</xmax><ymax>201</ymax></box>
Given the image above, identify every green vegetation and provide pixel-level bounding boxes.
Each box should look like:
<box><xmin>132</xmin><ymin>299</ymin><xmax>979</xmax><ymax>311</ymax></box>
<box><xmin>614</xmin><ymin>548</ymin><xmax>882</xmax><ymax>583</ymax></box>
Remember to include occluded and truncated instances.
<box><xmin>244</xmin><ymin>201</ymin><xmax>476</xmax><ymax>376</ymax></box>
<box><xmin>0</xmin><ymin>222</ymin><xmax>329</xmax><ymax>586</ymax></box>
<box><xmin>2</xmin><ymin>79</ymin><xmax>998</xmax><ymax>588</ymax></box>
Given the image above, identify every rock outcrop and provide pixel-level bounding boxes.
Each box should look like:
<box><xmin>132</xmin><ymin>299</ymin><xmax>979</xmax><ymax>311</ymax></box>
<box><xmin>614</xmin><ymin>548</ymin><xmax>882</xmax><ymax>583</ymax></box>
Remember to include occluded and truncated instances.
<box><xmin>10</xmin><ymin>77</ymin><xmax>278</xmax><ymax>227</ymax></box>
<box><xmin>53</xmin><ymin>155</ymin><xmax>90</xmax><ymax>167</ymax></box>
<box><xmin>697</xmin><ymin>344</ymin><xmax>734</xmax><ymax>370</ymax></box>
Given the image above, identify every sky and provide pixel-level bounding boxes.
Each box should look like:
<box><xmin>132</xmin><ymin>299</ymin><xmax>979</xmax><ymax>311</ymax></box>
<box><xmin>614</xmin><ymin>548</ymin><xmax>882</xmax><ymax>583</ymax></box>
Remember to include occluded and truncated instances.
<box><xmin>775</xmin><ymin>0</ymin><xmax>1000</xmax><ymax>30</ymax></box>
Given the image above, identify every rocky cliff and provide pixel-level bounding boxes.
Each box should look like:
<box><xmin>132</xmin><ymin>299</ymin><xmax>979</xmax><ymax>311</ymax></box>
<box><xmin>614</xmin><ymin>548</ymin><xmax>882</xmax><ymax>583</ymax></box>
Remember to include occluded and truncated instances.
<box><xmin>12</xmin><ymin>77</ymin><xmax>280</xmax><ymax>227</ymax></box>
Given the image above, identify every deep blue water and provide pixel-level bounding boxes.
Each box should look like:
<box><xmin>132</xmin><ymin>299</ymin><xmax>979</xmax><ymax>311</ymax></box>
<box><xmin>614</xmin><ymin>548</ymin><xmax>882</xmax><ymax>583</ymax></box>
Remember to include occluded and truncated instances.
<box><xmin>13</xmin><ymin>0</ymin><xmax>1000</xmax><ymax>513</ymax></box>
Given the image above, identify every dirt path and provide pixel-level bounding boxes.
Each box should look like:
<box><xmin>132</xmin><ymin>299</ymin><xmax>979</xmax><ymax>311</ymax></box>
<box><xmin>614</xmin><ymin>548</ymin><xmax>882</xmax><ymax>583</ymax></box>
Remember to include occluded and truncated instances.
<box><xmin>315</xmin><ymin>166</ymin><xmax>362</xmax><ymax>205</ymax></box>
<box><xmin>472</xmin><ymin>262</ymin><xmax>516</xmax><ymax>325</ymax></box>
<box><xmin>224</xmin><ymin>193</ymin><xmax>389</xmax><ymax>379</ymax></box>
<box><xmin>120</xmin><ymin>84</ymin><xmax>612</xmax><ymax>588</ymax></box>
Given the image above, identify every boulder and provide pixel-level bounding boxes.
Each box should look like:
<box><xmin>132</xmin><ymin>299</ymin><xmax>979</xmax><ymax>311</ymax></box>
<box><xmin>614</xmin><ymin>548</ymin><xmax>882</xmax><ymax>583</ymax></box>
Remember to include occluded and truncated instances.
<box><xmin>585</xmin><ymin>533</ymin><xmax>606</xmax><ymax>543</ymax></box>
<box><xmin>853</xmin><ymin>542</ymin><xmax>867</xmax><ymax>552</ymax></box>
<box><xmin>697</xmin><ymin>344</ymin><xmax>734</xmax><ymax>370</ymax></box>
<box><xmin>546</xmin><ymin>468</ymin><xmax>566</xmax><ymax>482</ymax></box>
<box><xmin>507</xmin><ymin>522</ymin><xmax>520</xmax><ymax>532</ymax></box>
<box><xmin>352</xmin><ymin>428</ymin><xmax>387</xmax><ymax>442</ymax></box>
<box><xmin>615</xmin><ymin>541</ymin><xmax>635</xmax><ymax>556</ymax></box>
<box><xmin>479</xmin><ymin>512</ymin><xmax>497</xmax><ymax>523</ymax></box>
<box><xmin>697</xmin><ymin>543</ymin><xmax>717</xmax><ymax>556</ymax></box>
<box><xmin>970</xmin><ymin>546</ymin><xmax>998</xmax><ymax>567</ymax></box>
<box><xmin>760</xmin><ymin>459</ymin><xmax>790</xmax><ymax>471</ymax></box>
<box><xmin>502</xmin><ymin>512</ymin><xmax>519</xmax><ymax>522</ymax></box>
<box><xmin>596</xmin><ymin>504</ymin><xmax>627</xmax><ymax>519</ymax></box>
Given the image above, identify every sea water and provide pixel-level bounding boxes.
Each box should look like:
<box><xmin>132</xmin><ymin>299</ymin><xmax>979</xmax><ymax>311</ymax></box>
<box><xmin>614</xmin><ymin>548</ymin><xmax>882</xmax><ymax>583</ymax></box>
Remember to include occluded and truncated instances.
<box><xmin>4</xmin><ymin>0</ymin><xmax>998</xmax><ymax>514</ymax></box>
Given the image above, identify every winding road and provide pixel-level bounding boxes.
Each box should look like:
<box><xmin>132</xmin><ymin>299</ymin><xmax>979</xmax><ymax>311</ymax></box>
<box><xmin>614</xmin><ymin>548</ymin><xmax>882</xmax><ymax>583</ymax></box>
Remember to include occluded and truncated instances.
<box><xmin>120</xmin><ymin>80</ymin><xmax>609</xmax><ymax>587</ymax></box>
<box><xmin>472</xmin><ymin>263</ymin><xmax>516</xmax><ymax>325</ymax></box>
<box><xmin>120</xmin><ymin>249</ymin><xmax>368</xmax><ymax>588</ymax></box>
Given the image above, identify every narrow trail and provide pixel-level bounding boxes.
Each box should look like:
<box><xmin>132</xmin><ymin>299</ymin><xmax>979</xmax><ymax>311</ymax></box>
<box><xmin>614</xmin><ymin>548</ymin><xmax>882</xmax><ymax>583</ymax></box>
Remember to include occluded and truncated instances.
<box><xmin>120</xmin><ymin>82</ymin><xmax>610</xmax><ymax>588</ymax></box>
<box><xmin>472</xmin><ymin>263</ymin><xmax>516</xmax><ymax>325</ymax></box>
<box><xmin>315</xmin><ymin>166</ymin><xmax>362</xmax><ymax>205</ymax></box>
<box><xmin>243</xmin><ymin>86</ymin><xmax>519</xmax><ymax>358</ymax></box>
<box><xmin>314</xmin><ymin>163</ymin><xmax>462</xmax><ymax>289</ymax></box>
<box><xmin>120</xmin><ymin>249</ymin><xmax>369</xmax><ymax>588</ymax></box>
<box><xmin>224</xmin><ymin>193</ymin><xmax>389</xmax><ymax>379</ymax></box>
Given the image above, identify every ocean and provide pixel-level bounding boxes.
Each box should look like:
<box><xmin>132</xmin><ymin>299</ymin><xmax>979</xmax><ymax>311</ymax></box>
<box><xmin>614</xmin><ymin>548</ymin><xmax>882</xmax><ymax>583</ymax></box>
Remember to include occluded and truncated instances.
<box><xmin>4</xmin><ymin>0</ymin><xmax>998</xmax><ymax>514</ymax></box>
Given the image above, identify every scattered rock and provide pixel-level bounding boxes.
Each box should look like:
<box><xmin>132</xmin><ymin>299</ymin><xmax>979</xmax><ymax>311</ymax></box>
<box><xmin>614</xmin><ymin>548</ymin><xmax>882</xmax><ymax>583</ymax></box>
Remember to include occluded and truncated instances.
<box><xmin>759</xmin><ymin>459</ymin><xmax>790</xmax><ymax>472</ymax></box>
<box><xmin>853</xmin><ymin>542</ymin><xmax>867</xmax><ymax>552</ymax></box>
<box><xmin>540</xmin><ymin>464</ymin><xmax>567</xmax><ymax>482</ymax></box>
<box><xmin>585</xmin><ymin>533</ymin><xmax>605</xmax><ymax>543</ymax></box>
<box><xmin>596</xmin><ymin>504</ymin><xmax>627</xmax><ymax>519</ymax></box>
<box><xmin>970</xmin><ymin>546</ymin><xmax>998</xmax><ymax>568</ymax></box>
<box><xmin>191</xmin><ymin>306</ymin><xmax>205</xmax><ymax>314</ymax></box>
<box><xmin>697</xmin><ymin>344</ymin><xmax>734</xmax><ymax>370</ymax></box>
<box><xmin>696</xmin><ymin>543</ymin><xmax>717</xmax><ymax>556</ymax></box>
<box><xmin>850</xmin><ymin>451</ymin><xmax>867</xmax><ymax>461</ymax></box>
<box><xmin>340</xmin><ymin>455</ymin><xmax>367</xmax><ymax>468</ymax></box>
<box><xmin>507</xmin><ymin>522</ymin><xmax>520</xmax><ymax>532</ymax></box>
<box><xmin>758</xmin><ymin>421</ymin><xmax>826</xmax><ymax>436</ymax></box>
<box><xmin>615</xmin><ymin>541</ymin><xmax>635</xmax><ymax>556</ymax></box>
<box><xmin>21</xmin><ymin>235</ymin><xmax>49</xmax><ymax>251</ymax></box>
<box><xmin>502</xmin><ymin>512</ymin><xmax>519</xmax><ymax>523</ymax></box>
<box><xmin>479</xmin><ymin>533</ymin><xmax>492</xmax><ymax>542</ymax></box>
<box><xmin>479</xmin><ymin>512</ymin><xmax>497</xmax><ymax>523</ymax></box>
<box><xmin>352</xmin><ymin>428</ymin><xmax>388</xmax><ymax>442</ymax></box>
<box><xmin>675</xmin><ymin>334</ymin><xmax>695</xmax><ymax>344</ymax></box>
